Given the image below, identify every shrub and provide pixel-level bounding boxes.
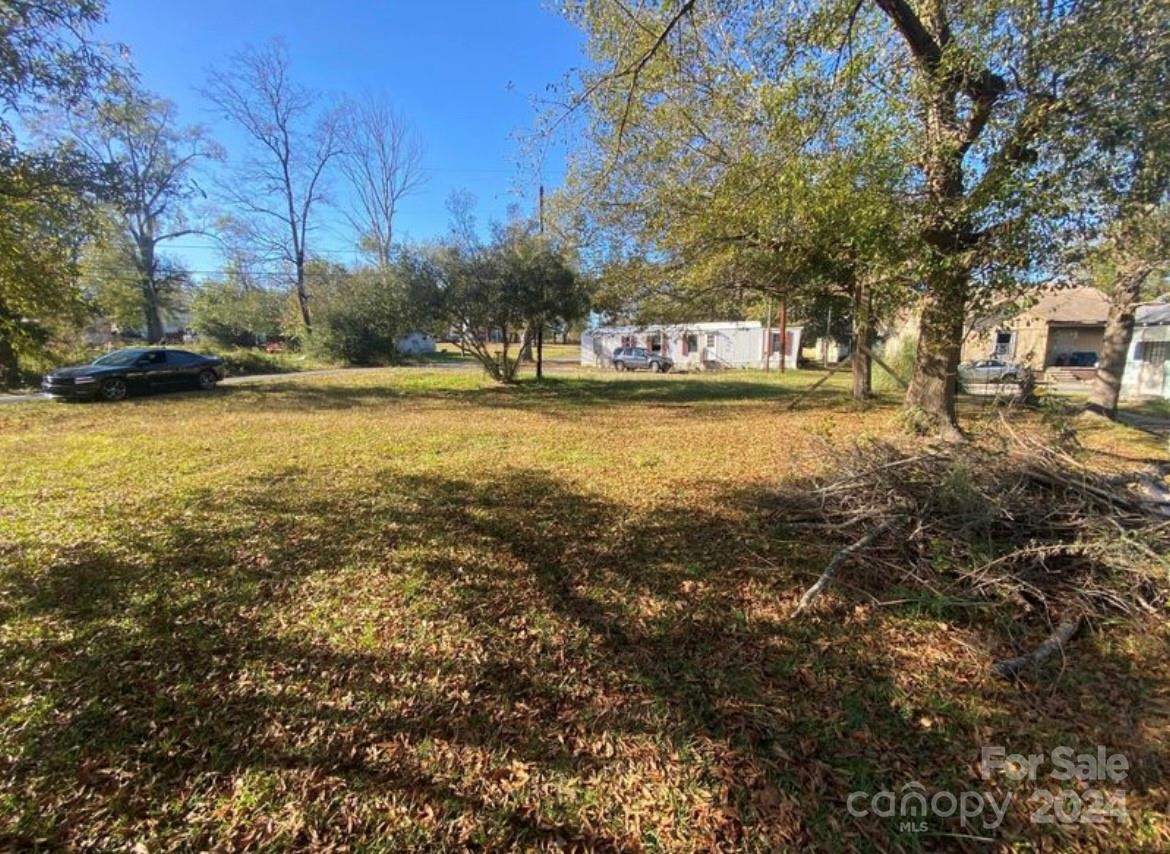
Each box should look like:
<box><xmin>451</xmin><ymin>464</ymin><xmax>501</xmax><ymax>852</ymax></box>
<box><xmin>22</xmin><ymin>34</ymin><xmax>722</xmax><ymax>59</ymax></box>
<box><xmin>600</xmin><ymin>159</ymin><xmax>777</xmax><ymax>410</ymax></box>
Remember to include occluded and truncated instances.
<box><xmin>191</xmin><ymin>281</ymin><xmax>285</xmax><ymax>348</ymax></box>
<box><xmin>302</xmin><ymin>264</ymin><xmax>411</xmax><ymax>366</ymax></box>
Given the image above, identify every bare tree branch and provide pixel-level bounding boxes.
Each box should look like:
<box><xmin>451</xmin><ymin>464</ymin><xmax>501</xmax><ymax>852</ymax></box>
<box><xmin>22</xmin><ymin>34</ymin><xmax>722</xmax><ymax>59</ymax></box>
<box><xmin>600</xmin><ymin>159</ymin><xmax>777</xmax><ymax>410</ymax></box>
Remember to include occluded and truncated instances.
<box><xmin>337</xmin><ymin>95</ymin><xmax>425</xmax><ymax>268</ymax></box>
<box><xmin>203</xmin><ymin>40</ymin><xmax>340</xmax><ymax>331</ymax></box>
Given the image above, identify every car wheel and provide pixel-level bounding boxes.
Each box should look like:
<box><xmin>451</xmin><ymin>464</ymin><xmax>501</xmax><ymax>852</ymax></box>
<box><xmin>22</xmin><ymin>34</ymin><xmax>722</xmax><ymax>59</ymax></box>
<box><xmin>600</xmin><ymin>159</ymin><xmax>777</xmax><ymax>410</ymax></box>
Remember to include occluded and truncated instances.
<box><xmin>100</xmin><ymin>378</ymin><xmax>128</xmax><ymax>402</ymax></box>
<box><xmin>615</xmin><ymin>361</ymin><xmax>626</xmax><ymax>371</ymax></box>
<box><xmin>198</xmin><ymin>369</ymin><xmax>218</xmax><ymax>390</ymax></box>
<box><xmin>651</xmin><ymin>360</ymin><xmax>663</xmax><ymax>372</ymax></box>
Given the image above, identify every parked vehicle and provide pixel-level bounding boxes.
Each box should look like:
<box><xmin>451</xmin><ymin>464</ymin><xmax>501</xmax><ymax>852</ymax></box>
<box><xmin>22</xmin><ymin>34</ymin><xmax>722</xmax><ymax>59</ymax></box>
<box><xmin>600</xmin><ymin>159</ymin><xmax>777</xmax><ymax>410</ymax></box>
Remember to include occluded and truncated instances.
<box><xmin>42</xmin><ymin>348</ymin><xmax>226</xmax><ymax>402</ymax></box>
<box><xmin>958</xmin><ymin>358</ymin><xmax>1021</xmax><ymax>383</ymax></box>
<box><xmin>612</xmin><ymin>346</ymin><xmax>672</xmax><ymax>372</ymax></box>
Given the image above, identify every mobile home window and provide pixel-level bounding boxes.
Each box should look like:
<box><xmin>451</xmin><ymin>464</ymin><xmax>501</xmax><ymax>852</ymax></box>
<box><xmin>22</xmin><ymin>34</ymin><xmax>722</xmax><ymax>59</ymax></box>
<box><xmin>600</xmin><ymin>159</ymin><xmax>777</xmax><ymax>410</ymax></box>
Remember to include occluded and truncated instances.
<box><xmin>1138</xmin><ymin>341</ymin><xmax>1170</xmax><ymax>364</ymax></box>
<box><xmin>705</xmin><ymin>333</ymin><xmax>716</xmax><ymax>348</ymax></box>
<box><xmin>684</xmin><ymin>333</ymin><xmax>698</xmax><ymax>353</ymax></box>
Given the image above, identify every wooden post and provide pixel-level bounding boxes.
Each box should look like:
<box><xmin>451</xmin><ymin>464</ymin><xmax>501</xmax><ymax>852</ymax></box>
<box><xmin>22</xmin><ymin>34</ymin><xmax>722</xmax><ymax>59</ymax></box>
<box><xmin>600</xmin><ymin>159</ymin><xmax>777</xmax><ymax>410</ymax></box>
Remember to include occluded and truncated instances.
<box><xmin>823</xmin><ymin>306</ymin><xmax>832</xmax><ymax>366</ymax></box>
<box><xmin>779</xmin><ymin>298</ymin><xmax>788</xmax><ymax>373</ymax></box>
<box><xmin>763</xmin><ymin>297</ymin><xmax>774</xmax><ymax>371</ymax></box>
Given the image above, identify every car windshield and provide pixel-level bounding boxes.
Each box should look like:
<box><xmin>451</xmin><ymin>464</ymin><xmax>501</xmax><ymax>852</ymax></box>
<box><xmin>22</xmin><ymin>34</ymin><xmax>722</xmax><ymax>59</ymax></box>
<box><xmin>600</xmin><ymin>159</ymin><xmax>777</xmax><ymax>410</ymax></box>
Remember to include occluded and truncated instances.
<box><xmin>93</xmin><ymin>349</ymin><xmax>147</xmax><ymax>366</ymax></box>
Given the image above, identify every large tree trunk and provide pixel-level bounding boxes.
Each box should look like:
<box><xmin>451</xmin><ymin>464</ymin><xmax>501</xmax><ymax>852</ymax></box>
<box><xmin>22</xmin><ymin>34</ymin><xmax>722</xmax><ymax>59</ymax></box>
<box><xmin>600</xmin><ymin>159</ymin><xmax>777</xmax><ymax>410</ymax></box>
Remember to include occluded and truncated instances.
<box><xmin>295</xmin><ymin>260</ymin><xmax>312</xmax><ymax>333</ymax></box>
<box><xmin>906</xmin><ymin>281</ymin><xmax>966</xmax><ymax>441</ymax></box>
<box><xmin>143</xmin><ymin>283</ymin><xmax>164</xmax><ymax>343</ymax></box>
<box><xmin>851</xmin><ymin>280</ymin><xmax>872</xmax><ymax>401</ymax></box>
<box><xmin>1089</xmin><ymin>269</ymin><xmax>1148</xmax><ymax>416</ymax></box>
<box><xmin>140</xmin><ymin>241</ymin><xmax>165</xmax><ymax>343</ymax></box>
<box><xmin>905</xmin><ymin>73</ymin><xmax>969</xmax><ymax>440</ymax></box>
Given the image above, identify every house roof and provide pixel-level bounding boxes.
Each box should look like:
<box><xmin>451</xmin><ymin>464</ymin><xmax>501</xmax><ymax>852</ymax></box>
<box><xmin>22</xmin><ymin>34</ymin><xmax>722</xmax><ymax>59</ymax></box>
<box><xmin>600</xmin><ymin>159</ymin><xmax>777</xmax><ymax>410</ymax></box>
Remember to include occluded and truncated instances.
<box><xmin>1022</xmin><ymin>286</ymin><xmax>1111</xmax><ymax>324</ymax></box>
<box><xmin>588</xmin><ymin>321</ymin><xmax>802</xmax><ymax>334</ymax></box>
<box><xmin>1137</xmin><ymin>302</ymin><xmax>1170</xmax><ymax>326</ymax></box>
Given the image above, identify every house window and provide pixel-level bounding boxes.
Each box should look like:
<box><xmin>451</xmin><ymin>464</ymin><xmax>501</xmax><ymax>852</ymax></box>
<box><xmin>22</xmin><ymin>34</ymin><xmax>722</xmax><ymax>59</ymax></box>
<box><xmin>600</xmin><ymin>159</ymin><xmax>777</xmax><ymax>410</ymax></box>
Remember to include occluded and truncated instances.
<box><xmin>621</xmin><ymin>335</ymin><xmax>634</xmax><ymax>348</ymax></box>
<box><xmin>684</xmin><ymin>333</ymin><xmax>698</xmax><ymax>354</ymax></box>
<box><xmin>705</xmin><ymin>333</ymin><xmax>716</xmax><ymax>348</ymax></box>
<box><xmin>993</xmin><ymin>330</ymin><xmax>1014</xmax><ymax>356</ymax></box>
<box><xmin>649</xmin><ymin>335</ymin><xmax>661</xmax><ymax>352</ymax></box>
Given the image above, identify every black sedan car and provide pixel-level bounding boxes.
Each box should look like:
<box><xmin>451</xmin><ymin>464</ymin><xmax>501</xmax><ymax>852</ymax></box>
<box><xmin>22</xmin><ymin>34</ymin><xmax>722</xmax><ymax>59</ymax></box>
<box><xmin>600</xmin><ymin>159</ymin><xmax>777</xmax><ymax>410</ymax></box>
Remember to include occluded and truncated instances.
<box><xmin>42</xmin><ymin>348</ymin><xmax>226</xmax><ymax>402</ymax></box>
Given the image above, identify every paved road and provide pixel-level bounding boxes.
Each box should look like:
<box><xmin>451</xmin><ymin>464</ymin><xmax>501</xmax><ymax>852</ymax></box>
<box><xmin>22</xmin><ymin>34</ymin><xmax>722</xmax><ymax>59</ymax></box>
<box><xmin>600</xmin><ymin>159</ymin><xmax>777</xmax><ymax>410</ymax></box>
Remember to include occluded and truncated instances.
<box><xmin>0</xmin><ymin>362</ymin><xmax>480</xmax><ymax>405</ymax></box>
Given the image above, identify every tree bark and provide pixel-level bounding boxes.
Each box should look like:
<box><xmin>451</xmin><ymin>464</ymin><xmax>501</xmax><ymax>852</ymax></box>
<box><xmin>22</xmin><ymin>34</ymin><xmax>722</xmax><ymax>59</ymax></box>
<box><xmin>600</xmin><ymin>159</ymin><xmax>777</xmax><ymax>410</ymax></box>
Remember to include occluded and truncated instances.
<box><xmin>295</xmin><ymin>256</ymin><xmax>312</xmax><ymax>333</ymax></box>
<box><xmin>875</xmin><ymin>0</ymin><xmax>994</xmax><ymax>440</ymax></box>
<box><xmin>1089</xmin><ymin>269</ymin><xmax>1148</xmax><ymax>416</ymax></box>
<box><xmin>906</xmin><ymin>280</ymin><xmax>966</xmax><ymax>441</ymax></box>
<box><xmin>143</xmin><ymin>291</ymin><xmax>164</xmax><ymax>343</ymax></box>
<box><xmin>904</xmin><ymin>78</ymin><xmax>969</xmax><ymax>440</ymax></box>
<box><xmin>138</xmin><ymin>239</ymin><xmax>165</xmax><ymax>343</ymax></box>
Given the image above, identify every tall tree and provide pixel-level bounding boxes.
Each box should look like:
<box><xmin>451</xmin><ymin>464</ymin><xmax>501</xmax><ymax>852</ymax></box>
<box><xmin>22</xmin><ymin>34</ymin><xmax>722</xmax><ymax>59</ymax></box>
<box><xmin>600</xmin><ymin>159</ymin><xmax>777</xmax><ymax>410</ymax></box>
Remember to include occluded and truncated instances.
<box><xmin>557</xmin><ymin>1</ymin><xmax>1140</xmax><ymax>437</ymax></box>
<box><xmin>1046</xmin><ymin>0</ymin><xmax>1170</xmax><ymax>416</ymax></box>
<box><xmin>1084</xmin><ymin>213</ymin><xmax>1170</xmax><ymax>414</ymax></box>
<box><xmin>0</xmin><ymin>0</ymin><xmax>113</xmax><ymax>384</ymax></box>
<box><xmin>204</xmin><ymin>40</ymin><xmax>340</xmax><ymax>333</ymax></box>
<box><xmin>551</xmin><ymin>2</ymin><xmax>912</xmax><ymax>402</ymax></box>
<box><xmin>338</xmin><ymin>95</ymin><xmax>424</xmax><ymax>269</ymax></box>
<box><xmin>422</xmin><ymin>207</ymin><xmax>583</xmax><ymax>383</ymax></box>
<box><xmin>63</xmin><ymin>84</ymin><xmax>219</xmax><ymax>341</ymax></box>
<box><xmin>0</xmin><ymin>162</ymin><xmax>93</xmax><ymax>384</ymax></box>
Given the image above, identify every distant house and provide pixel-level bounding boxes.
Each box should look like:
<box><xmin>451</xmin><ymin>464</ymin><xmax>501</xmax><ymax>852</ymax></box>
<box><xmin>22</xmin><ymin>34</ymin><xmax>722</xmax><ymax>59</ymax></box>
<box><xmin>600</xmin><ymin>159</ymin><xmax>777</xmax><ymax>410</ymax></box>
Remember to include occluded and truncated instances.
<box><xmin>581</xmin><ymin>321</ymin><xmax>803</xmax><ymax>370</ymax></box>
<box><xmin>962</xmin><ymin>287</ymin><xmax>1111</xmax><ymax>373</ymax></box>
<box><xmin>1122</xmin><ymin>303</ymin><xmax>1170</xmax><ymax>399</ymax></box>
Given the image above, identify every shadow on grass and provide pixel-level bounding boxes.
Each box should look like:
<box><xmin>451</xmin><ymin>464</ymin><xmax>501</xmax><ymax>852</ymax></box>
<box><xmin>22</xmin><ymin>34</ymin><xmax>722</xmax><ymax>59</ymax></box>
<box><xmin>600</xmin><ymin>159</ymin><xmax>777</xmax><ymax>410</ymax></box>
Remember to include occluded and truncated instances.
<box><xmin>191</xmin><ymin>372</ymin><xmax>863</xmax><ymax>416</ymax></box>
<box><xmin>2</xmin><ymin>468</ymin><xmax>1164</xmax><ymax>849</ymax></box>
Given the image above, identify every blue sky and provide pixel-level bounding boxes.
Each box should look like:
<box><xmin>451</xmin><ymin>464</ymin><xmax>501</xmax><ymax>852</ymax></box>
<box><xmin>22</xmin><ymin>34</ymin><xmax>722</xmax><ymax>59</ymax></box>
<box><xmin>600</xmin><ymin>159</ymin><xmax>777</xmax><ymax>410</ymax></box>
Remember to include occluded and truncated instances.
<box><xmin>98</xmin><ymin>0</ymin><xmax>586</xmax><ymax>278</ymax></box>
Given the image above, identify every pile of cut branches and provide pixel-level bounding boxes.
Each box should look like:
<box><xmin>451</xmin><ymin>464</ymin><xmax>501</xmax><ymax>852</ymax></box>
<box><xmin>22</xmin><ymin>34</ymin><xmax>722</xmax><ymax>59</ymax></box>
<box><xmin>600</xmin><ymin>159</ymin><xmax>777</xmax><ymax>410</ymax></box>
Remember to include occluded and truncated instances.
<box><xmin>779</xmin><ymin>426</ymin><xmax>1170</xmax><ymax>677</ymax></box>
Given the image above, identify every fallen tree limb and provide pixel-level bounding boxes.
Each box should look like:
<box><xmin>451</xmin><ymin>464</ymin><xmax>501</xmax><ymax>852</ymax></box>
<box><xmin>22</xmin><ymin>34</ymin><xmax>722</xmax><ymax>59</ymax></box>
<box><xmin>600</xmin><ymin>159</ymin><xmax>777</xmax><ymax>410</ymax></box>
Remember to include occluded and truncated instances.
<box><xmin>786</xmin><ymin>356</ymin><xmax>852</xmax><ymax>411</ymax></box>
<box><xmin>859</xmin><ymin>344</ymin><xmax>908</xmax><ymax>390</ymax></box>
<box><xmin>992</xmin><ymin>617</ymin><xmax>1083</xmax><ymax>680</ymax></box>
<box><xmin>792</xmin><ymin>520</ymin><xmax>895</xmax><ymax>616</ymax></box>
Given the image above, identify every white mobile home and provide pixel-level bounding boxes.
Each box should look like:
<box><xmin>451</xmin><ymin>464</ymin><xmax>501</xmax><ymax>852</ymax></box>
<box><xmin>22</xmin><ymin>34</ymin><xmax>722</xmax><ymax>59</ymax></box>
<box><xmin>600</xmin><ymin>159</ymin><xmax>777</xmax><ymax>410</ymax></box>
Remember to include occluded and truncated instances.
<box><xmin>581</xmin><ymin>321</ymin><xmax>803</xmax><ymax>371</ymax></box>
<box><xmin>1122</xmin><ymin>303</ymin><xmax>1170</xmax><ymax>399</ymax></box>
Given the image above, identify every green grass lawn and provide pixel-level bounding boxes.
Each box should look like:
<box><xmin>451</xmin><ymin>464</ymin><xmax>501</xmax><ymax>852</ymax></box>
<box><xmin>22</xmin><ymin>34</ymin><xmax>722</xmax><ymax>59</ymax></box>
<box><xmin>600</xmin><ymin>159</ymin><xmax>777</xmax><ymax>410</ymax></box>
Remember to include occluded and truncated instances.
<box><xmin>1</xmin><ymin>368</ymin><xmax>1167</xmax><ymax>849</ymax></box>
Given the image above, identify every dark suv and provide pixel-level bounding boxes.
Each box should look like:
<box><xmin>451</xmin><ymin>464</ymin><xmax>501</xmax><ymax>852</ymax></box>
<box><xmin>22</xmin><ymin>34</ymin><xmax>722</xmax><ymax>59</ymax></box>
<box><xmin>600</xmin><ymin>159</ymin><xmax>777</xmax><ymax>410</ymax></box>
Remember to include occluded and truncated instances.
<box><xmin>612</xmin><ymin>346</ymin><xmax>672</xmax><ymax>373</ymax></box>
<box><xmin>42</xmin><ymin>348</ymin><xmax>226</xmax><ymax>401</ymax></box>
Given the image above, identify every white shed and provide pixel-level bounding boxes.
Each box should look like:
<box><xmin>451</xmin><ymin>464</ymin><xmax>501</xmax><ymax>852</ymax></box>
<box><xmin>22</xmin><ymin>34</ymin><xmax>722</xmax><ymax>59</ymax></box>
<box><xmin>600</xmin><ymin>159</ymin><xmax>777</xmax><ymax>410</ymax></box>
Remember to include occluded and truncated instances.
<box><xmin>581</xmin><ymin>321</ymin><xmax>803</xmax><ymax>371</ymax></box>
<box><xmin>396</xmin><ymin>331</ymin><xmax>437</xmax><ymax>355</ymax></box>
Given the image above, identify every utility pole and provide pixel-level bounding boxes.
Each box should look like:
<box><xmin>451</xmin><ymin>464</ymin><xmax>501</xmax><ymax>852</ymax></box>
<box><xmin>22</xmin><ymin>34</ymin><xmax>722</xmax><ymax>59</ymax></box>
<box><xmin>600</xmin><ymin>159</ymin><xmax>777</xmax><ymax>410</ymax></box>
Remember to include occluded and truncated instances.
<box><xmin>536</xmin><ymin>184</ymin><xmax>545</xmax><ymax>381</ymax></box>
<box><xmin>823</xmin><ymin>306</ymin><xmax>832</xmax><ymax>366</ymax></box>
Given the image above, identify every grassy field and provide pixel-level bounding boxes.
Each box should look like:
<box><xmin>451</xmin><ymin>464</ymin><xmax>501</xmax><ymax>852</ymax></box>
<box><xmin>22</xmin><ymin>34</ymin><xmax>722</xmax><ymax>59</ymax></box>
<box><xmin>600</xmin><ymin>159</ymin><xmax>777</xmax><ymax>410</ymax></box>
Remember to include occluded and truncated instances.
<box><xmin>1</xmin><ymin>368</ymin><xmax>1168</xmax><ymax>849</ymax></box>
